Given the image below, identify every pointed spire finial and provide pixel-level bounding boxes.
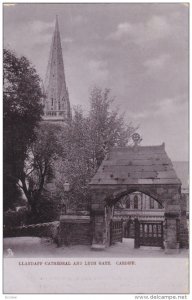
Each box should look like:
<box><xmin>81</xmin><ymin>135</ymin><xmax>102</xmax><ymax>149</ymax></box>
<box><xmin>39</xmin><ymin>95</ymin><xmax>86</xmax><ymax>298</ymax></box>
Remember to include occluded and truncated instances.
<box><xmin>55</xmin><ymin>15</ymin><xmax>59</xmax><ymax>31</ymax></box>
<box><xmin>44</xmin><ymin>16</ymin><xmax>71</xmax><ymax>123</ymax></box>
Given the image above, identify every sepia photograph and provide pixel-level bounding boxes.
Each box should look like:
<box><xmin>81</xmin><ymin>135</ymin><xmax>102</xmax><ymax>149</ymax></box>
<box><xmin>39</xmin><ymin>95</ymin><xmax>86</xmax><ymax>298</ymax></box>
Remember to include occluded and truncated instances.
<box><xmin>3</xmin><ymin>2</ymin><xmax>189</xmax><ymax>294</ymax></box>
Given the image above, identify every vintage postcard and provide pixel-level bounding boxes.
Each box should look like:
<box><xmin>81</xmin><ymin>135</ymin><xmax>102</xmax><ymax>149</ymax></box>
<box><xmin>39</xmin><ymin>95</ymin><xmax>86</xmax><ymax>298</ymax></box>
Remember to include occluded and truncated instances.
<box><xmin>3</xmin><ymin>2</ymin><xmax>189</xmax><ymax>295</ymax></box>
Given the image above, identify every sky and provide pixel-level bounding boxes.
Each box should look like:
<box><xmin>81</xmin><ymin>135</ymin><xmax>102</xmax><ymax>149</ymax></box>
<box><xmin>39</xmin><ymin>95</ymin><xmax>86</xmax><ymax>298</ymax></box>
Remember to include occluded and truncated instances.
<box><xmin>3</xmin><ymin>3</ymin><xmax>189</xmax><ymax>161</ymax></box>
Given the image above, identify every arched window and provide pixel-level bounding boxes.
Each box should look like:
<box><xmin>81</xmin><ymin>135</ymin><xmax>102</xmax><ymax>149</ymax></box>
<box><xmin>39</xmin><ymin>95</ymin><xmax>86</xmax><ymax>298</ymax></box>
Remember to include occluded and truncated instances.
<box><xmin>126</xmin><ymin>196</ymin><xmax>130</xmax><ymax>209</ymax></box>
<box><xmin>134</xmin><ymin>195</ymin><xmax>138</xmax><ymax>209</ymax></box>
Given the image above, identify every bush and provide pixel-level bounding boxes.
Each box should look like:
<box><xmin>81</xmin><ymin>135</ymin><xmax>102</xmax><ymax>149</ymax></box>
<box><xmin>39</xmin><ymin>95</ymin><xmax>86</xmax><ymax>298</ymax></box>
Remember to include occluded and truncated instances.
<box><xmin>4</xmin><ymin>207</ymin><xmax>28</xmax><ymax>227</ymax></box>
<box><xmin>26</xmin><ymin>194</ymin><xmax>60</xmax><ymax>225</ymax></box>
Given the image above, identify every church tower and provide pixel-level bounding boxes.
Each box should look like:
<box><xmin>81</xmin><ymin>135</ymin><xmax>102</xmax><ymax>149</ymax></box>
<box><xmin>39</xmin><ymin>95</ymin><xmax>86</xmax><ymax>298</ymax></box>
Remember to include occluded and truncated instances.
<box><xmin>43</xmin><ymin>16</ymin><xmax>71</xmax><ymax>122</ymax></box>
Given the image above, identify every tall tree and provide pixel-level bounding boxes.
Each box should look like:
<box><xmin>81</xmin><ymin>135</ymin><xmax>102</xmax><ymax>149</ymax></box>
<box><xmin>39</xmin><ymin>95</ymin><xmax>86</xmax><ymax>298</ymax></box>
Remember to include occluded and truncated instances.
<box><xmin>88</xmin><ymin>87</ymin><xmax>136</xmax><ymax>169</ymax></box>
<box><xmin>56</xmin><ymin>88</ymin><xmax>136</xmax><ymax>210</ymax></box>
<box><xmin>18</xmin><ymin>122</ymin><xmax>62</xmax><ymax>217</ymax></box>
<box><xmin>3</xmin><ymin>49</ymin><xmax>43</xmax><ymax>210</ymax></box>
<box><xmin>56</xmin><ymin>107</ymin><xmax>95</xmax><ymax>210</ymax></box>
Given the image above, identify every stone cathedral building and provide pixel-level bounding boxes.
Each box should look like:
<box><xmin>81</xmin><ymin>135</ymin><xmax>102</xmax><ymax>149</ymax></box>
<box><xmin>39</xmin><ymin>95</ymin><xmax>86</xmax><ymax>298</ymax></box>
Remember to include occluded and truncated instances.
<box><xmin>43</xmin><ymin>16</ymin><xmax>71</xmax><ymax>123</ymax></box>
<box><xmin>41</xmin><ymin>16</ymin><xmax>72</xmax><ymax>196</ymax></box>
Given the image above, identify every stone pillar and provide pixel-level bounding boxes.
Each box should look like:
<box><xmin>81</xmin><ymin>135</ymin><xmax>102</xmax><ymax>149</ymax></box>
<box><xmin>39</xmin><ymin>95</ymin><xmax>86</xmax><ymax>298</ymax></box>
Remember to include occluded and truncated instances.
<box><xmin>91</xmin><ymin>210</ymin><xmax>106</xmax><ymax>250</ymax></box>
<box><xmin>164</xmin><ymin>212</ymin><xmax>180</xmax><ymax>254</ymax></box>
<box><xmin>105</xmin><ymin>205</ymin><xmax>113</xmax><ymax>247</ymax></box>
<box><xmin>90</xmin><ymin>190</ymin><xmax>108</xmax><ymax>250</ymax></box>
<box><xmin>179</xmin><ymin>193</ymin><xmax>189</xmax><ymax>248</ymax></box>
<box><xmin>134</xmin><ymin>218</ymin><xmax>140</xmax><ymax>248</ymax></box>
<box><xmin>163</xmin><ymin>187</ymin><xmax>181</xmax><ymax>254</ymax></box>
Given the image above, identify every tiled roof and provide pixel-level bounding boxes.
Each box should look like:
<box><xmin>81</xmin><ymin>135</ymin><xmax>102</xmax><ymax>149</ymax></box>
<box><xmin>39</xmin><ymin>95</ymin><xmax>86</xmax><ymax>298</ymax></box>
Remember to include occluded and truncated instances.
<box><xmin>90</xmin><ymin>144</ymin><xmax>181</xmax><ymax>185</ymax></box>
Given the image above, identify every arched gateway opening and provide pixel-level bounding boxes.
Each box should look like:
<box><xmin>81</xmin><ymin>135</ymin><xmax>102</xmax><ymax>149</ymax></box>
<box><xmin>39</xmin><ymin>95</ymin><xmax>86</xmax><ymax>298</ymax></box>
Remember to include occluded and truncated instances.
<box><xmin>89</xmin><ymin>141</ymin><xmax>188</xmax><ymax>253</ymax></box>
<box><xmin>110</xmin><ymin>191</ymin><xmax>165</xmax><ymax>249</ymax></box>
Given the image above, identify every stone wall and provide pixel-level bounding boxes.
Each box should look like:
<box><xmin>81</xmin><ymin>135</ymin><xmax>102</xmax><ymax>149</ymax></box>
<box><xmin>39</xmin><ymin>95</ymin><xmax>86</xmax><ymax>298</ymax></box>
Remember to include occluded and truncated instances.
<box><xmin>3</xmin><ymin>221</ymin><xmax>59</xmax><ymax>241</ymax></box>
<box><xmin>4</xmin><ymin>216</ymin><xmax>93</xmax><ymax>247</ymax></box>
<box><xmin>58</xmin><ymin>215</ymin><xmax>92</xmax><ymax>246</ymax></box>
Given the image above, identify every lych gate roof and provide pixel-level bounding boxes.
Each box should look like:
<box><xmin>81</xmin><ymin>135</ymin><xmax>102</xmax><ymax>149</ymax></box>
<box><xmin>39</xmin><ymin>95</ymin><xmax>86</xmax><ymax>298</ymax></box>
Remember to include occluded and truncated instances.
<box><xmin>90</xmin><ymin>144</ymin><xmax>181</xmax><ymax>186</ymax></box>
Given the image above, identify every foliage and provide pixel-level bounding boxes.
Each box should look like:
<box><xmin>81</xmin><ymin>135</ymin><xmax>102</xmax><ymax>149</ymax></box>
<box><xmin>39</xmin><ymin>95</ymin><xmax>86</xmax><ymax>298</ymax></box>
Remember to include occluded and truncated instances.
<box><xmin>18</xmin><ymin>122</ymin><xmax>63</xmax><ymax>216</ymax></box>
<box><xmin>3</xmin><ymin>207</ymin><xmax>28</xmax><ymax>227</ymax></box>
<box><xmin>56</xmin><ymin>87</ymin><xmax>136</xmax><ymax>209</ymax></box>
<box><xmin>55</xmin><ymin>107</ymin><xmax>94</xmax><ymax>210</ymax></box>
<box><xmin>26</xmin><ymin>194</ymin><xmax>60</xmax><ymax>224</ymax></box>
<box><xmin>88</xmin><ymin>87</ymin><xmax>135</xmax><ymax>168</ymax></box>
<box><xmin>3</xmin><ymin>48</ymin><xmax>43</xmax><ymax>210</ymax></box>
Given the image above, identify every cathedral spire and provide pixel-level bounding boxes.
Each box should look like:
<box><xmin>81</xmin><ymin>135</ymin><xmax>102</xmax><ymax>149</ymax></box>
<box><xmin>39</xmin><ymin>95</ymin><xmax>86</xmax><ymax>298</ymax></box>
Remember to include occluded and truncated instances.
<box><xmin>43</xmin><ymin>16</ymin><xmax>71</xmax><ymax>122</ymax></box>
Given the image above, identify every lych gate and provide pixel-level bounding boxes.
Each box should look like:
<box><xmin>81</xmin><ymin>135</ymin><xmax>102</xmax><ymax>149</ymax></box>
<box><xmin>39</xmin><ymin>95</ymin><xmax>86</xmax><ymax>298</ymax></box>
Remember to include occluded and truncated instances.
<box><xmin>89</xmin><ymin>142</ymin><xmax>188</xmax><ymax>253</ymax></box>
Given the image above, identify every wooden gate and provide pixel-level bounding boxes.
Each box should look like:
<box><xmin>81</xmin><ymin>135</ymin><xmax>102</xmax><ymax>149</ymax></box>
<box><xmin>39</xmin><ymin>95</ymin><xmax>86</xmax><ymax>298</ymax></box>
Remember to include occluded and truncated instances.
<box><xmin>123</xmin><ymin>219</ymin><xmax>135</xmax><ymax>238</ymax></box>
<box><xmin>110</xmin><ymin>219</ymin><xmax>123</xmax><ymax>245</ymax></box>
<box><xmin>135</xmin><ymin>219</ymin><xmax>164</xmax><ymax>248</ymax></box>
